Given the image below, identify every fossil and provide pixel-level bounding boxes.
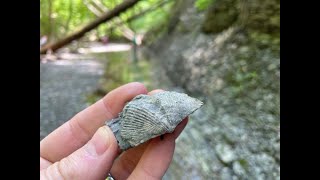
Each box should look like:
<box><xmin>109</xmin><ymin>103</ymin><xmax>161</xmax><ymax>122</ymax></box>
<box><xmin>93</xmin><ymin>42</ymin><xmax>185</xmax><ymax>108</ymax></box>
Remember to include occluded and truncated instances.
<box><xmin>106</xmin><ymin>91</ymin><xmax>203</xmax><ymax>150</ymax></box>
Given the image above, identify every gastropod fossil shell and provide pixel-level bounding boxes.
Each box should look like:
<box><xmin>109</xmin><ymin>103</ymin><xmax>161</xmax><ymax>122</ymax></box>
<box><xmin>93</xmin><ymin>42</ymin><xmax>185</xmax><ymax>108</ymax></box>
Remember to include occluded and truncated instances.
<box><xmin>106</xmin><ymin>91</ymin><xmax>203</xmax><ymax>150</ymax></box>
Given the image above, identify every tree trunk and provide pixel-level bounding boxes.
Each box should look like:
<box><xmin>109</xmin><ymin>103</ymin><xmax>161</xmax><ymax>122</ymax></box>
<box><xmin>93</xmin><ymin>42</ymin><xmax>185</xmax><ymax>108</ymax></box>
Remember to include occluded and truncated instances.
<box><xmin>40</xmin><ymin>0</ymin><xmax>141</xmax><ymax>54</ymax></box>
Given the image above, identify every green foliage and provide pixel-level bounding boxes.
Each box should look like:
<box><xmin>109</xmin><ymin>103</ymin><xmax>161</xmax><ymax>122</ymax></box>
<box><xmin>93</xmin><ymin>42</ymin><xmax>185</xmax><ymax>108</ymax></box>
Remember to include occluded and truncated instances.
<box><xmin>40</xmin><ymin>0</ymin><xmax>95</xmax><ymax>41</ymax></box>
<box><xmin>195</xmin><ymin>0</ymin><xmax>215</xmax><ymax>11</ymax></box>
<box><xmin>226</xmin><ymin>64</ymin><xmax>259</xmax><ymax>98</ymax></box>
<box><xmin>40</xmin><ymin>0</ymin><xmax>174</xmax><ymax>42</ymax></box>
<box><xmin>129</xmin><ymin>4</ymin><xmax>172</xmax><ymax>34</ymax></box>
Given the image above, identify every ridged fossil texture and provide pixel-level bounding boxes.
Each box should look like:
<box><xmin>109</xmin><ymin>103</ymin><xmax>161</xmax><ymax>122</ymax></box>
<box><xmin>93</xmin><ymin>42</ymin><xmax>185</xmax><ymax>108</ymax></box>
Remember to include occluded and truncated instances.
<box><xmin>106</xmin><ymin>91</ymin><xmax>203</xmax><ymax>150</ymax></box>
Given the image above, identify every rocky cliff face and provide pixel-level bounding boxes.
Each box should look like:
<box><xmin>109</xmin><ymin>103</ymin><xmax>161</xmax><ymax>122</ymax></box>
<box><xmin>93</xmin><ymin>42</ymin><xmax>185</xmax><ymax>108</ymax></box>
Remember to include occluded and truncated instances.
<box><xmin>144</xmin><ymin>0</ymin><xmax>280</xmax><ymax>179</ymax></box>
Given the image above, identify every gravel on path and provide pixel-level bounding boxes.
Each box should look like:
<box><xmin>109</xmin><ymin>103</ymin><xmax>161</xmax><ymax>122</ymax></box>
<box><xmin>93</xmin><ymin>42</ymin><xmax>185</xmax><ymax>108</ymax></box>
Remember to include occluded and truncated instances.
<box><xmin>40</xmin><ymin>59</ymin><xmax>104</xmax><ymax>140</ymax></box>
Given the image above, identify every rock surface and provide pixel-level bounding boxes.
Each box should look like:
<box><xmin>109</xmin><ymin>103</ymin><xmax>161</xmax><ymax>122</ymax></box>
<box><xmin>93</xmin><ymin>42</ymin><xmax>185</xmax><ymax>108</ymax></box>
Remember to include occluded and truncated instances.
<box><xmin>143</xmin><ymin>0</ymin><xmax>280</xmax><ymax>179</ymax></box>
<box><xmin>107</xmin><ymin>91</ymin><xmax>203</xmax><ymax>150</ymax></box>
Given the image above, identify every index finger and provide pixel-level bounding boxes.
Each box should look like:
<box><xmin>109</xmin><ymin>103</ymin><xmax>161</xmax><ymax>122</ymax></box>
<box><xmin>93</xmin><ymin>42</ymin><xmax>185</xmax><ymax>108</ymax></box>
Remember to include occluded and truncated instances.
<box><xmin>40</xmin><ymin>82</ymin><xmax>148</xmax><ymax>163</ymax></box>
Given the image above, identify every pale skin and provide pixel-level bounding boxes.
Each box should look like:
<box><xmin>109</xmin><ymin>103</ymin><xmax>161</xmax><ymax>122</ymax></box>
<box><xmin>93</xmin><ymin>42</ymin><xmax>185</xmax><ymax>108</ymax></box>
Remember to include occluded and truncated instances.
<box><xmin>40</xmin><ymin>82</ymin><xmax>188</xmax><ymax>180</ymax></box>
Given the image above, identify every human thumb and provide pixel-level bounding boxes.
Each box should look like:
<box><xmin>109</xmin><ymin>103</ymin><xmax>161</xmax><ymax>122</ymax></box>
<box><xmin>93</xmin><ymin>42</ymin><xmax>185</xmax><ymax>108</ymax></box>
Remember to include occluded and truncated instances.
<box><xmin>40</xmin><ymin>126</ymin><xmax>119</xmax><ymax>180</ymax></box>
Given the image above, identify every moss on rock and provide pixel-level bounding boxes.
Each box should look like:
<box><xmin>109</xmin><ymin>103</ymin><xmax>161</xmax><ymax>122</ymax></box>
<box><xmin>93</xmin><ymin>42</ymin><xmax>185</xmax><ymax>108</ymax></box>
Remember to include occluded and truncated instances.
<box><xmin>202</xmin><ymin>0</ymin><xmax>239</xmax><ymax>33</ymax></box>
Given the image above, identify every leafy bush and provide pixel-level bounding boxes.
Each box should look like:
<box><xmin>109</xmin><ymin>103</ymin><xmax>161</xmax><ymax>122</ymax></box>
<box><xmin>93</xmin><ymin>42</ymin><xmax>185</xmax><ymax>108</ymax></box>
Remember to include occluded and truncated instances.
<box><xmin>194</xmin><ymin>0</ymin><xmax>215</xmax><ymax>11</ymax></box>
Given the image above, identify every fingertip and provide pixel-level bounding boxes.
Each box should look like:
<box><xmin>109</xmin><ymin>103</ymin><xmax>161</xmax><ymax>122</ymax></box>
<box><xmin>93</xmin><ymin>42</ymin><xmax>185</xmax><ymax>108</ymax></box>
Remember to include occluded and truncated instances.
<box><xmin>148</xmin><ymin>89</ymin><xmax>164</xmax><ymax>95</ymax></box>
<box><xmin>106</xmin><ymin>82</ymin><xmax>148</xmax><ymax>99</ymax></box>
<box><xmin>127</xmin><ymin>82</ymin><xmax>148</xmax><ymax>94</ymax></box>
<box><xmin>104</xmin><ymin>126</ymin><xmax>120</xmax><ymax>150</ymax></box>
<box><xmin>86</xmin><ymin>126</ymin><xmax>118</xmax><ymax>156</ymax></box>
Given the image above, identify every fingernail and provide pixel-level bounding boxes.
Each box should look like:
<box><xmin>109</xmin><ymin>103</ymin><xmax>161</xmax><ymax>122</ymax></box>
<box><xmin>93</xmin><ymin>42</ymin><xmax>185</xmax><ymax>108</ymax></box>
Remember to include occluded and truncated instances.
<box><xmin>86</xmin><ymin>126</ymin><xmax>111</xmax><ymax>156</ymax></box>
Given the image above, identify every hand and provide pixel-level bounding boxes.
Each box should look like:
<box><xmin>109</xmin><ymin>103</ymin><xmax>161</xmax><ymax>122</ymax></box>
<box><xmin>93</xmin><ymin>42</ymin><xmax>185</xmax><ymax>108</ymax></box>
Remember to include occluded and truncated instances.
<box><xmin>40</xmin><ymin>82</ymin><xmax>188</xmax><ymax>180</ymax></box>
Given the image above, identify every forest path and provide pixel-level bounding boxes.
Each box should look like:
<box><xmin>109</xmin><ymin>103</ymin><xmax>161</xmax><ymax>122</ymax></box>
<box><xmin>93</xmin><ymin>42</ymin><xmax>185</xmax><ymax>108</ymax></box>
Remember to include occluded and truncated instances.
<box><xmin>40</xmin><ymin>55</ymin><xmax>104</xmax><ymax>140</ymax></box>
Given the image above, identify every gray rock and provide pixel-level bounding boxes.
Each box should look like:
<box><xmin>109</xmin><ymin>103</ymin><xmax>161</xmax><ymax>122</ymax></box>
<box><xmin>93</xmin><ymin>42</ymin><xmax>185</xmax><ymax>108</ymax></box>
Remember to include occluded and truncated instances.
<box><xmin>220</xmin><ymin>167</ymin><xmax>233</xmax><ymax>180</ymax></box>
<box><xmin>106</xmin><ymin>91</ymin><xmax>203</xmax><ymax>150</ymax></box>
<box><xmin>216</xmin><ymin>143</ymin><xmax>237</xmax><ymax>164</ymax></box>
<box><xmin>232</xmin><ymin>161</ymin><xmax>246</xmax><ymax>176</ymax></box>
<box><xmin>145</xmin><ymin>1</ymin><xmax>280</xmax><ymax>177</ymax></box>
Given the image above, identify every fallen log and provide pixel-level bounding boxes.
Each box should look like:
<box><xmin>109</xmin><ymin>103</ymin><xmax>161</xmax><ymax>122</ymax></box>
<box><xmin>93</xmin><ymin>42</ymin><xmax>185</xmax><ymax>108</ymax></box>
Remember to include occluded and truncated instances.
<box><xmin>40</xmin><ymin>0</ymin><xmax>141</xmax><ymax>54</ymax></box>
